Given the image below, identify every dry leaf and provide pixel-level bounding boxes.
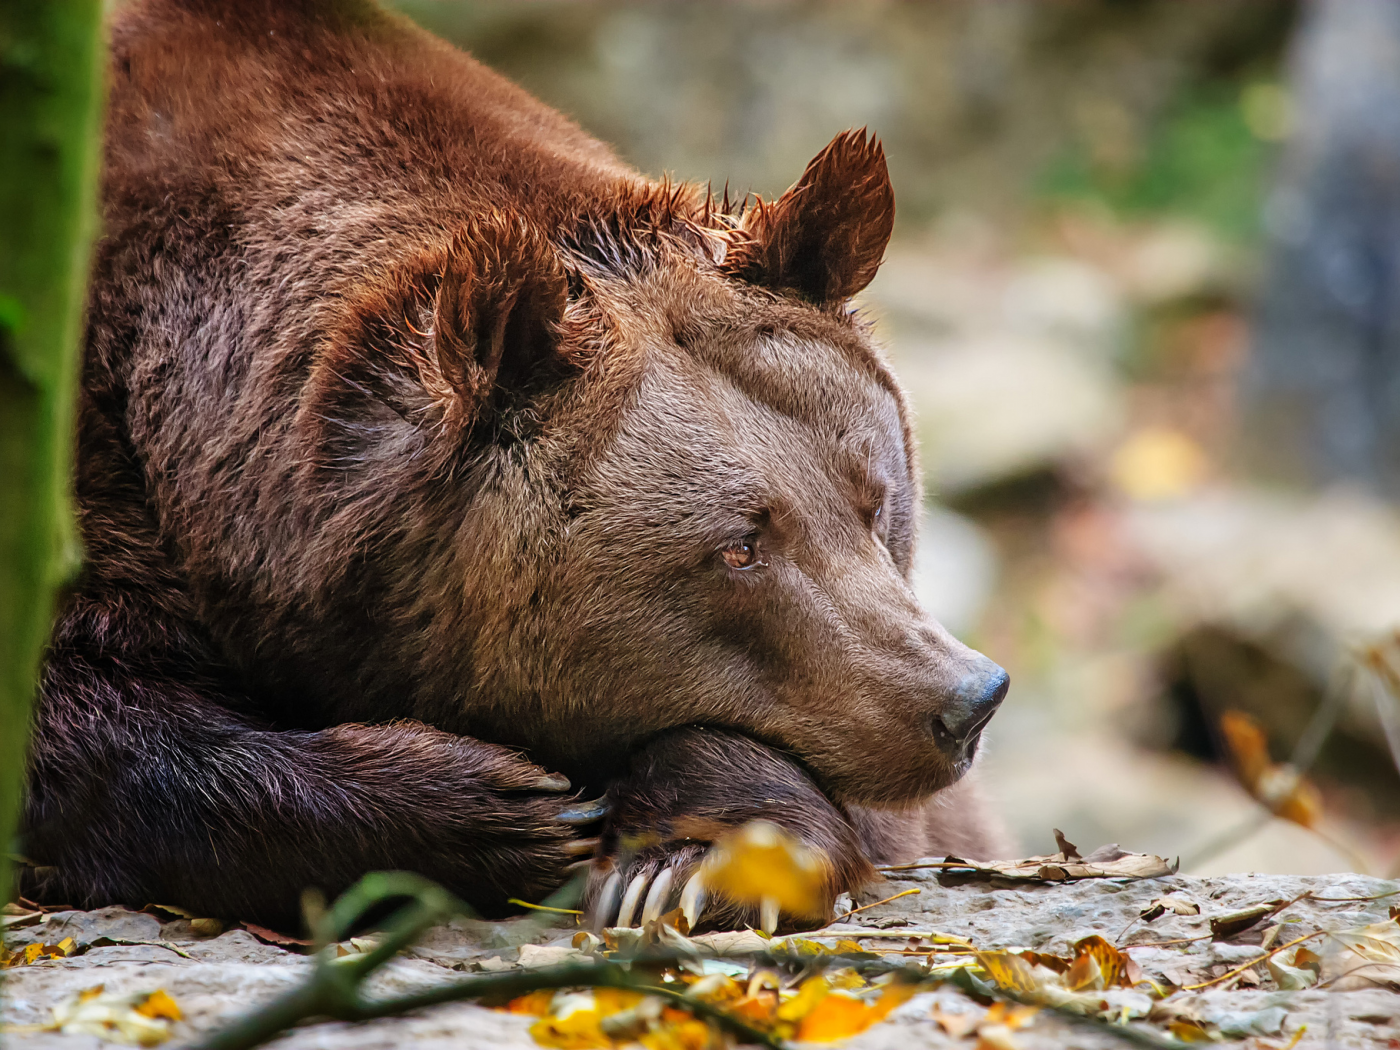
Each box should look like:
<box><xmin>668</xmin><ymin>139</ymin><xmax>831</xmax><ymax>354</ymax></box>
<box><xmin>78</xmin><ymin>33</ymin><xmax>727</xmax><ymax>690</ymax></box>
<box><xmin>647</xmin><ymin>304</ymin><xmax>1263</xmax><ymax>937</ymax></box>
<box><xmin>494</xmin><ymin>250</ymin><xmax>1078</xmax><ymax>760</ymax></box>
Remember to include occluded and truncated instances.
<box><xmin>1140</xmin><ymin>896</ymin><xmax>1200</xmax><ymax>922</ymax></box>
<box><xmin>1218</xmin><ymin>711</ymin><xmax>1322</xmax><ymax>828</ymax></box>
<box><xmin>48</xmin><ymin>986</ymin><xmax>181</xmax><ymax>1046</ymax></box>
<box><xmin>932</xmin><ymin>848</ymin><xmax>1175</xmax><ymax>883</ymax></box>
<box><xmin>1209</xmin><ymin>900</ymin><xmax>1287</xmax><ymax>941</ymax></box>
<box><xmin>794</xmin><ymin>984</ymin><xmax>916</xmax><ymax>1043</ymax></box>
<box><xmin>1267</xmin><ymin>948</ymin><xmax>1320</xmax><ymax>990</ymax></box>
<box><xmin>0</xmin><ymin>937</ymin><xmax>77</xmax><ymax>968</ymax></box>
<box><xmin>700</xmin><ymin>821</ymin><xmax>831</xmax><ymax>921</ymax></box>
<box><xmin>1052</xmin><ymin>829</ymin><xmax>1081</xmax><ymax>861</ymax></box>
<box><xmin>1325</xmin><ymin>916</ymin><xmax>1400</xmax><ymax>988</ymax></box>
<box><xmin>933</xmin><ymin>1005</ymin><xmax>983</xmax><ymax>1038</ymax></box>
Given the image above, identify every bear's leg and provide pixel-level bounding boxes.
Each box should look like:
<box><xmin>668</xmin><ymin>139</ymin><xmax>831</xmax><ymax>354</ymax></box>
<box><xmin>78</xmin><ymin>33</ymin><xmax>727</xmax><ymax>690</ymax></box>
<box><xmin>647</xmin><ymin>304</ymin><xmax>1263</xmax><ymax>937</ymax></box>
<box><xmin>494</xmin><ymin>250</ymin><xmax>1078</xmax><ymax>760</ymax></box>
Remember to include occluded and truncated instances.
<box><xmin>583</xmin><ymin>728</ymin><xmax>874</xmax><ymax>934</ymax></box>
<box><xmin>21</xmin><ymin>640</ymin><xmax>594</xmax><ymax>931</ymax></box>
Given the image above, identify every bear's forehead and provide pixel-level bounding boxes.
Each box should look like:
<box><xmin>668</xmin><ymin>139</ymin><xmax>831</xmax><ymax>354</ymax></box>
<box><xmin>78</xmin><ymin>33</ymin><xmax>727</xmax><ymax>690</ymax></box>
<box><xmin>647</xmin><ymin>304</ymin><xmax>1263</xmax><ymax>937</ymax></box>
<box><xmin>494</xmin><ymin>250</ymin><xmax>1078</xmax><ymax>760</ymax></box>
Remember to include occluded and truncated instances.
<box><xmin>611</xmin><ymin>328</ymin><xmax>907</xmax><ymax>488</ymax></box>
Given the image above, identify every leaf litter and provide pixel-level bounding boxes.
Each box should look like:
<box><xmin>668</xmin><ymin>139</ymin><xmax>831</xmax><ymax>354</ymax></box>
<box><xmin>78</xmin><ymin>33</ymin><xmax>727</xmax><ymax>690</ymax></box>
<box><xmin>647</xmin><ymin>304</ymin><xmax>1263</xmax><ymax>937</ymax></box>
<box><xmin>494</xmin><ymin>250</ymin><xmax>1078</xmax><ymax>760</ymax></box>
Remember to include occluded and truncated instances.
<box><xmin>470</xmin><ymin>826</ymin><xmax>1400</xmax><ymax>1049</ymax></box>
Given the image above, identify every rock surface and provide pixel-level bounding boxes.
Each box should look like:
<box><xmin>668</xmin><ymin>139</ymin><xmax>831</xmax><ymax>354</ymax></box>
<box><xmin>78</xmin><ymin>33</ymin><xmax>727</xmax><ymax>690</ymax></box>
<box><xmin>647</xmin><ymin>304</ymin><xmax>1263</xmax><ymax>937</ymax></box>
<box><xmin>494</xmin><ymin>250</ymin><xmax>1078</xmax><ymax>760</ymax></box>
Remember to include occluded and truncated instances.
<box><xmin>5</xmin><ymin>869</ymin><xmax>1398</xmax><ymax>1048</ymax></box>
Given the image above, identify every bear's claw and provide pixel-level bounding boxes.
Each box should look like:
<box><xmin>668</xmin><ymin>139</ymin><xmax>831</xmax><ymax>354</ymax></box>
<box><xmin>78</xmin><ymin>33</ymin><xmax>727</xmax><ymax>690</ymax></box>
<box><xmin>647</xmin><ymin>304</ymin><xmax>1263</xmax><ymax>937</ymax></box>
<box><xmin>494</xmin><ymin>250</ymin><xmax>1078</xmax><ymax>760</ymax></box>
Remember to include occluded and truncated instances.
<box><xmin>589</xmin><ymin>862</ymin><xmax>712</xmax><ymax>933</ymax></box>
<box><xmin>555</xmin><ymin>798</ymin><xmax>610</xmax><ymax>825</ymax></box>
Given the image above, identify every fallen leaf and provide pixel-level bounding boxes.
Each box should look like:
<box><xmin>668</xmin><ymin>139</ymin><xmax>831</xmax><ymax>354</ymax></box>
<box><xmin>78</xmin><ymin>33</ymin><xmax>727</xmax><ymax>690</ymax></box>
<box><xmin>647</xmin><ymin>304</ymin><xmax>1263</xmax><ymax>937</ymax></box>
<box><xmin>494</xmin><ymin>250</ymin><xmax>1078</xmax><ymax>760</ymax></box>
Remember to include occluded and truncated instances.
<box><xmin>921</xmin><ymin>848</ymin><xmax>1176</xmax><ymax>883</ymax></box>
<box><xmin>982</xmin><ymin>1002</ymin><xmax>1039</xmax><ymax>1029</ymax></box>
<box><xmin>794</xmin><ymin>984</ymin><xmax>916</xmax><ymax>1043</ymax></box>
<box><xmin>1209</xmin><ymin>900</ymin><xmax>1287</xmax><ymax>941</ymax></box>
<box><xmin>1140</xmin><ymin>896</ymin><xmax>1200</xmax><ymax>922</ymax></box>
<box><xmin>1052</xmin><ymin>829</ymin><xmax>1081</xmax><ymax>861</ymax></box>
<box><xmin>1267</xmin><ymin>945</ymin><xmax>1321</xmax><ymax>990</ymax></box>
<box><xmin>933</xmin><ymin>1005</ymin><xmax>983</xmax><ymax>1038</ymax></box>
<box><xmin>1168</xmin><ymin>1018</ymin><xmax>1217</xmax><ymax>1043</ymax></box>
<box><xmin>976</xmin><ymin>1023</ymin><xmax>1022</xmax><ymax>1050</ymax></box>
<box><xmin>1219</xmin><ymin>711</ymin><xmax>1322</xmax><ymax>828</ymax></box>
<box><xmin>49</xmin><ymin>986</ymin><xmax>181</xmax><ymax>1046</ymax></box>
<box><xmin>1325</xmin><ymin>916</ymin><xmax>1400</xmax><ymax>988</ymax></box>
<box><xmin>700</xmin><ymin>821</ymin><xmax>832</xmax><ymax>921</ymax></box>
<box><xmin>240</xmin><ymin>923</ymin><xmax>313</xmax><ymax>950</ymax></box>
<box><xmin>0</xmin><ymin>938</ymin><xmax>77</xmax><ymax>968</ymax></box>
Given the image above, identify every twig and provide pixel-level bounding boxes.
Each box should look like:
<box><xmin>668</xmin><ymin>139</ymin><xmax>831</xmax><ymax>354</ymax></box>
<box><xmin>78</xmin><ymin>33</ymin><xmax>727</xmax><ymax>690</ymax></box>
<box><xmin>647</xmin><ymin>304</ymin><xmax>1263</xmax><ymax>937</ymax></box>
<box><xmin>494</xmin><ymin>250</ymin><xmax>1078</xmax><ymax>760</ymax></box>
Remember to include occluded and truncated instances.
<box><xmin>505</xmin><ymin>898</ymin><xmax>583</xmax><ymax>915</ymax></box>
<box><xmin>875</xmin><ymin>861</ymin><xmax>973</xmax><ymax>872</ymax></box>
<box><xmin>1183</xmin><ymin>660</ymin><xmax>1361</xmax><ymax>873</ymax></box>
<box><xmin>1119</xmin><ymin>934</ymin><xmax>1213</xmax><ymax>949</ymax></box>
<box><xmin>1181</xmin><ymin>931</ymin><xmax>1321</xmax><ymax>991</ymax></box>
<box><xmin>837</xmin><ymin>888</ymin><xmax>920</xmax><ymax>920</ymax></box>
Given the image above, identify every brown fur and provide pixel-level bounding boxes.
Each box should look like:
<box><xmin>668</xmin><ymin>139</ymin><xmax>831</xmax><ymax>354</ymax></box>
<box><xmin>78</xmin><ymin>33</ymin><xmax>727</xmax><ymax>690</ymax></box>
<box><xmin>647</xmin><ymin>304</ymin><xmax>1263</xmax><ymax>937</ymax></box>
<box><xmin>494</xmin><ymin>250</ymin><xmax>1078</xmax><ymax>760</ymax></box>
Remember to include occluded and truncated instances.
<box><xmin>20</xmin><ymin>0</ymin><xmax>1008</xmax><ymax>931</ymax></box>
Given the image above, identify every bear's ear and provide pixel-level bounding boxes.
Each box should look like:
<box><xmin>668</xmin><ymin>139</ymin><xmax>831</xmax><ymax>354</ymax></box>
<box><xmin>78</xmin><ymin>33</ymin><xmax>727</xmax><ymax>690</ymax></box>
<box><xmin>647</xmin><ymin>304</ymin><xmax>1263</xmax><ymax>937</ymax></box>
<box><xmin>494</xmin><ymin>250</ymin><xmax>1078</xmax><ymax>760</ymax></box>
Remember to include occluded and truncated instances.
<box><xmin>433</xmin><ymin>215</ymin><xmax>567</xmax><ymax>402</ymax></box>
<box><xmin>725</xmin><ymin>129</ymin><xmax>895</xmax><ymax>303</ymax></box>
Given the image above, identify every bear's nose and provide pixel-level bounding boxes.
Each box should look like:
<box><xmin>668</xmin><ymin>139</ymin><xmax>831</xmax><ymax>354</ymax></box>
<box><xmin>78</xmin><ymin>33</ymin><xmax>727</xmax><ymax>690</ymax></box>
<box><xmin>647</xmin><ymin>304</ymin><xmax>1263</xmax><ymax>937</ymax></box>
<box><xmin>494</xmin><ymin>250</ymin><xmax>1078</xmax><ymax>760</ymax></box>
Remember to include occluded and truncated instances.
<box><xmin>934</xmin><ymin>658</ymin><xmax>1009</xmax><ymax>745</ymax></box>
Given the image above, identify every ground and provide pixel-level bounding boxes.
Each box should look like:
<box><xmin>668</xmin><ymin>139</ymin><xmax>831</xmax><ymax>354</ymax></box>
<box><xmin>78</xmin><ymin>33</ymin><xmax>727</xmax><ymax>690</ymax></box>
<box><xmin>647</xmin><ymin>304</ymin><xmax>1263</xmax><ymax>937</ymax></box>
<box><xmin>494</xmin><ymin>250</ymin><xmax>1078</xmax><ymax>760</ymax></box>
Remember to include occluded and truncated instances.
<box><xmin>4</xmin><ymin>866</ymin><xmax>1398</xmax><ymax>1048</ymax></box>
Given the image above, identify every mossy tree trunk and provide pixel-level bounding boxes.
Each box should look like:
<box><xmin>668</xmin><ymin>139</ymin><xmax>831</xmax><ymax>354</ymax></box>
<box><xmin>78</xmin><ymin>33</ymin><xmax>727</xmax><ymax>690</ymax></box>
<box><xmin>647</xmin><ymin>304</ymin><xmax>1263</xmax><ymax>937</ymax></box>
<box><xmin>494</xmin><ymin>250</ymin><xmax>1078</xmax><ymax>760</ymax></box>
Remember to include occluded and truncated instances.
<box><xmin>0</xmin><ymin>2</ymin><xmax>105</xmax><ymax>901</ymax></box>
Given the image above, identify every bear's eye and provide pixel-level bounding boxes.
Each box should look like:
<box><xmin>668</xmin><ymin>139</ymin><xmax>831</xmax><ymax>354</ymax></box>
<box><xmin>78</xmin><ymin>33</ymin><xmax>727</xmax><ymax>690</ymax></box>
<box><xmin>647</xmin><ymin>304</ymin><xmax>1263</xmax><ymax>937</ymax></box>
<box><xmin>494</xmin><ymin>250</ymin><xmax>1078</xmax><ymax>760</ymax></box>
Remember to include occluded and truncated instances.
<box><xmin>720</xmin><ymin>534</ymin><xmax>763</xmax><ymax>571</ymax></box>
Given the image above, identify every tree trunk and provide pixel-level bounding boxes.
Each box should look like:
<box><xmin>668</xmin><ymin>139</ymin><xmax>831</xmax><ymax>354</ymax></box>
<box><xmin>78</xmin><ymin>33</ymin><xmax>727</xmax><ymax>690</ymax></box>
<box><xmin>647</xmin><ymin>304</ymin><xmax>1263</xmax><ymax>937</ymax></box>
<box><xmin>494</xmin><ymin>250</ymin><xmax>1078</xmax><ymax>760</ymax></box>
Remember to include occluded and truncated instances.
<box><xmin>0</xmin><ymin>2</ymin><xmax>105</xmax><ymax>900</ymax></box>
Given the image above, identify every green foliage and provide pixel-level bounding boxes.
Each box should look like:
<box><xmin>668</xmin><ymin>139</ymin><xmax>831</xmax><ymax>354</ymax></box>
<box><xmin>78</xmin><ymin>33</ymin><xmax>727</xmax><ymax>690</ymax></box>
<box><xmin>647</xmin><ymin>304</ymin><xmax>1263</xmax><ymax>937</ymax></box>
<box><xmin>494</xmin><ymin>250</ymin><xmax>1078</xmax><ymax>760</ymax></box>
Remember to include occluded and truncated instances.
<box><xmin>1039</xmin><ymin>84</ymin><xmax>1279</xmax><ymax>242</ymax></box>
<box><xmin>0</xmin><ymin>1</ymin><xmax>105</xmax><ymax>903</ymax></box>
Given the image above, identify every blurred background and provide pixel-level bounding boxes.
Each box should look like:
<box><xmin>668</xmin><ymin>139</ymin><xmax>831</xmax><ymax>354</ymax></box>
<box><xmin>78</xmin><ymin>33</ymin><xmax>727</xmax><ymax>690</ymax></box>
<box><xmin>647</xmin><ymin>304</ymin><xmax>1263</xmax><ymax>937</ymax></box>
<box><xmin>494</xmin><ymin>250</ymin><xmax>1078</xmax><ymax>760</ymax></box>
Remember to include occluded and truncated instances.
<box><xmin>393</xmin><ymin>0</ymin><xmax>1400</xmax><ymax>877</ymax></box>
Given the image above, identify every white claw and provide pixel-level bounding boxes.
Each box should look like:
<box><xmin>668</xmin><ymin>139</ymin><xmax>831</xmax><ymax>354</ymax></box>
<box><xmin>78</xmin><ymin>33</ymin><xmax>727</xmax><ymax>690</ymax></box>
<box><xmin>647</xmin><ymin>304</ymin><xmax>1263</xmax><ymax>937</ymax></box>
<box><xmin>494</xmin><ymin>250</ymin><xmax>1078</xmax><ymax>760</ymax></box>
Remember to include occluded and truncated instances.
<box><xmin>759</xmin><ymin>895</ymin><xmax>780</xmax><ymax>936</ymax></box>
<box><xmin>616</xmin><ymin>872</ymin><xmax>650</xmax><ymax>928</ymax></box>
<box><xmin>679</xmin><ymin>871</ymin><xmax>707</xmax><ymax>932</ymax></box>
<box><xmin>592</xmin><ymin>871</ymin><xmax>622</xmax><ymax>932</ymax></box>
<box><xmin>639</xmin><ymin>866</ymin><xmax>675</xmax><ymax>926</ymax></box>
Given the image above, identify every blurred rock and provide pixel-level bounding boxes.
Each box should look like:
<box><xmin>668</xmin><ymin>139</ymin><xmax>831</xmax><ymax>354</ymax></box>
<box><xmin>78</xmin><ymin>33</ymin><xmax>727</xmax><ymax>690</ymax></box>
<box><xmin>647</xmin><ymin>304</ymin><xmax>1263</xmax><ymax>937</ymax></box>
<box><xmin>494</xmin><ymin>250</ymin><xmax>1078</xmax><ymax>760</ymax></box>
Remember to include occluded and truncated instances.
<box><xmin>1001</xmin><ymin>256</ymin><xmax>1126</xmax><ymax>358</ymax></box>
<box><xmin>1126</xmin><ymin>485</ymin><xmax>1400</xmax><ymax>805</ymax></box>
<box><xmin>893</xmin><ymin>334</ymin><xmax>1123</xmax><ymax>494</ymax></box>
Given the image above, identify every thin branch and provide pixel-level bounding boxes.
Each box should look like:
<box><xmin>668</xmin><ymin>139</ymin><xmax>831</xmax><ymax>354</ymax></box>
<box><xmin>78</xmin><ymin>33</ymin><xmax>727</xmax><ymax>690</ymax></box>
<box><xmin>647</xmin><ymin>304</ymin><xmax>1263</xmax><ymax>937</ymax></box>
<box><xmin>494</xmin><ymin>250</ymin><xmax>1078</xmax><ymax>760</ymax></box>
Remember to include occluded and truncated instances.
<box><xmin>1181</xmin><ymin>931</ymin><xmax>1321</xmax><ymax>992</ymax></box>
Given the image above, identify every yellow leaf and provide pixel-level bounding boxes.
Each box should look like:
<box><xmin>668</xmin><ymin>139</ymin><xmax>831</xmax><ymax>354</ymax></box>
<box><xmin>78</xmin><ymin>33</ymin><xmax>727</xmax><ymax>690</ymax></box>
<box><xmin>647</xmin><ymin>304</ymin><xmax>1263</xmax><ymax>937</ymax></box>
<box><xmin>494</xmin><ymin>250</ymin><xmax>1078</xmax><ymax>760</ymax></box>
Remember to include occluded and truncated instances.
<box><xmin>134</xmin><ymin>990</ymin><xmax>181</xmax><ymax>1022</ymax></box>
<box><xmin>1071</xmin><ymin>935</ymin><xmax>1127</xmax><ymax>988</ymax></box>
<box><xmin>775</xmin><ymin>975</ymin><xmax>830</xmax><ymax>1023</ymax></box>
<box><xmin>983</xmin><ymin>1002</ymin><xmax>1040</xmax><ymax>1030</ymax></box>
<box><xmin>49</xmin><ymin>985</ymin><xmax>176</xmax><ymax>1046</ymax></box>
<box><xmin>976</xmin><ymin>952</ymin><xmax>1043</xmax><ymax>994</ymax></box>
<box><xmin>55</xmin><ymin>937</ymin><xmax>77</xmax><ymax>957</ymax></box>
<box><xmin>795</xmin><ymin>993</ymin><xmax>873</xmax><ymax>1042</ymax></box>
<box><xmin>529</xmin><ymin>1008</ymin><xmax>611</xmax><ymax>1049</ymax></box>
<box><xmin>639</xmin><ymin>1009</ymin><xmax>711</xmax><ymax>1050</ymax></box>
<box><xmin>1168</xmin><ymin>1019</ymin><xmax>1216</xmax><ymax>1043</ymax></box>
<box><xmin>502</xmin><ymin>990</ymin><xmax>556</xmax><ymax>1016</ymax></box>
<box><xmin>1111</xmin><ymin>427</ymin><xmax>1207</xmax><ymax>501</ymax></box>
<box><xmin>700</xmin><ymin>821</ymin><xmax>831</xmax><ymax>920</ymax></box>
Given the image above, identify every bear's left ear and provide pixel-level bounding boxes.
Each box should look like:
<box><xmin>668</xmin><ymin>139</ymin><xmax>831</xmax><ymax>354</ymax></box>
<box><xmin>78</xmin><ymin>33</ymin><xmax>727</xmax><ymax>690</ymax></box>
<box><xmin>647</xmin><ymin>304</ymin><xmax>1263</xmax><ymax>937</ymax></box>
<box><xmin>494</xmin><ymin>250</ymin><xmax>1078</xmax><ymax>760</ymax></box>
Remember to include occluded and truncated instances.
<box><xmin>433</xmin><ymin>215</ymin><xmax>568</xmax><ymax>402</ymax></box>
<box><xmin>725</xmin><ymin>129</ymin><xmax>895</xmax><ymax>304</ymax></box>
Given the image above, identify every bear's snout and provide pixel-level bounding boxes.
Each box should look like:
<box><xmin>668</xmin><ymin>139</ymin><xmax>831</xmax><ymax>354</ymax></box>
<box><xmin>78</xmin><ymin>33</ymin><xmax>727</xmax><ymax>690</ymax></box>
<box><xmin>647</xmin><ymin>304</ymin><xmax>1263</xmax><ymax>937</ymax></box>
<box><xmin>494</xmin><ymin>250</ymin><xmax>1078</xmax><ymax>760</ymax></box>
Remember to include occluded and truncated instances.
<box><xmin>931</xmin><ymin>655</ymin><xmax>1008</xmax><ymax>765</ymax></box>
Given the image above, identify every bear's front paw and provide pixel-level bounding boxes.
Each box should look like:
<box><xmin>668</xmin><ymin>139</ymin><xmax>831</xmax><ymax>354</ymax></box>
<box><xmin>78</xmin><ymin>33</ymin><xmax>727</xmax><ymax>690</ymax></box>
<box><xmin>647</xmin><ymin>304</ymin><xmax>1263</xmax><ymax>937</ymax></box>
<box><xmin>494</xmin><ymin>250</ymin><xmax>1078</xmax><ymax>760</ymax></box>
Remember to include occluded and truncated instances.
<box><xmin>581</xmin><ymin>728</ymin><xmax>875</xmax><ymax>934</ymax></box>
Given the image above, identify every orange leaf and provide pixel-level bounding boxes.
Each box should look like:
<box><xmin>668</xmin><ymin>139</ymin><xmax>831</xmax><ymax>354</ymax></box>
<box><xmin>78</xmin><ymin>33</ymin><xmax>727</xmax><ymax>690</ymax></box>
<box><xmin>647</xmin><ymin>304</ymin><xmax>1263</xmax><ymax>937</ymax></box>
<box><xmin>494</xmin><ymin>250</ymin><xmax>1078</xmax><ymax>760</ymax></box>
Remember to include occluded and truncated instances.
<box><xmin>135</xmin><ymin>989</ymin><xmax>182</xmax><ymax>1022</ymax></box>
<box><xmin>795</xmin><ymin>993</ymin><xmax>875</xmax><ymax>1042</ymax></box>
<box><xmin>502</xmin><ymin>990</ymin><xmax>555</xmax><ymax>1016</ymax></box>
<box><xmin>1219</xmin><ymin>710</ymin><xmax>1322</xmax><ymax>828</ymax></box>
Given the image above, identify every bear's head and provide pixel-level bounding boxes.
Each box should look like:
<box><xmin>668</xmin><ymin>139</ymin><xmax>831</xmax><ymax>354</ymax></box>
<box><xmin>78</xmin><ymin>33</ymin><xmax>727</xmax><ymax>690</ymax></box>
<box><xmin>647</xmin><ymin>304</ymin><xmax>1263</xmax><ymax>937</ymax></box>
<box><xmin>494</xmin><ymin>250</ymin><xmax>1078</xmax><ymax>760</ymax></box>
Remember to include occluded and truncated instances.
<box><xmin>364</xmin><ymin>131</ymin><xmax>1006</xmax><ymax>807</ymax></box>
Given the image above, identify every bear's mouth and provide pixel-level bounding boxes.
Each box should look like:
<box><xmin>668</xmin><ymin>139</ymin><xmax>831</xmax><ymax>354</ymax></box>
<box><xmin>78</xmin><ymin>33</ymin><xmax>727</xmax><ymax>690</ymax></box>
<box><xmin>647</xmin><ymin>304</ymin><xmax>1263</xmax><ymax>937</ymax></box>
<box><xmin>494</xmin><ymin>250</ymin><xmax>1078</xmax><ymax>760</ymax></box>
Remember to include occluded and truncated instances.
<box><xmin>936</xmin><ymin>705</ymin><xmax>997</xmax><ymax>780</ymax></box>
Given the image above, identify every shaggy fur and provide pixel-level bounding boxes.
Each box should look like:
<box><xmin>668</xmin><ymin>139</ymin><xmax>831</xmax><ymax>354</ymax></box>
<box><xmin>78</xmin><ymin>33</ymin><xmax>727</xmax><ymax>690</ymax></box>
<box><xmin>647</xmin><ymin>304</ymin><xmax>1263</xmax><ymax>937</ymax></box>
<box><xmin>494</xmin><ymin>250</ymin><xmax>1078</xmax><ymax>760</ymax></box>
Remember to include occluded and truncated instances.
<box><xmin>21</xmin><ymin>0</ymin><xmax>1008</xmax><ymax>931</ymax></box>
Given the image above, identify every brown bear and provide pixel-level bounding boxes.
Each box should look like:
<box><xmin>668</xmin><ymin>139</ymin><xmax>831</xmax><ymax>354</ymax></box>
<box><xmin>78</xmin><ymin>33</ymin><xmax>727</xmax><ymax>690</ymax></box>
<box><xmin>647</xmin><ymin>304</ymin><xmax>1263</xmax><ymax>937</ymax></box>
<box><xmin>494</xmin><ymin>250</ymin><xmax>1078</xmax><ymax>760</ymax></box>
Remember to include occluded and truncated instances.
<box><xmin>19</xmin><ymin>0</ymin><xmax>1009</xmax><ymax>934</ymax></box>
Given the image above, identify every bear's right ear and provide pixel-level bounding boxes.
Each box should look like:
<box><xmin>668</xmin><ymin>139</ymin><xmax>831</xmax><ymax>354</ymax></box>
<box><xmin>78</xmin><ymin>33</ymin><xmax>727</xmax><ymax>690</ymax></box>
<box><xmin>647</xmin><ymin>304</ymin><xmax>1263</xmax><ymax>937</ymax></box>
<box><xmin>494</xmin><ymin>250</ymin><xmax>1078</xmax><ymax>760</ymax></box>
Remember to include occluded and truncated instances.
<box><xmin>724</xmin><ymin>129</ymin><xmax>894</xmax><ymax>304</ymax></box>
<box><xmin>433</xmin><ymin>215</ymin><xmax>567</xmax><ymax>403</ymax></box>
